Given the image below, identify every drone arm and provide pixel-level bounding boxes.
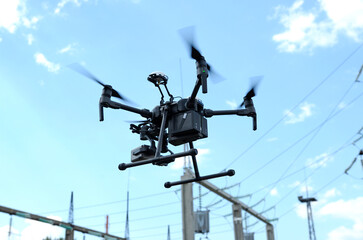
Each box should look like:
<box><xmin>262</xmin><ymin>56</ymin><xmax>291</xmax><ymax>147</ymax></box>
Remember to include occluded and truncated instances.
<box><xmin>204</xmin><ymin>99</ymin><xmax>257</xmax><ymax>130</ymax></box>
<box><xmin>100</xmin><ymin>96</ymin><xmax>152</xmax><ymax>118</ymax></box>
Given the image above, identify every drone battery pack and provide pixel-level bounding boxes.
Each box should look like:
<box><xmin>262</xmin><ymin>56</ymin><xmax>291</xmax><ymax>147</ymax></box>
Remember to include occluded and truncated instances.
<box><xmin>168</xmin><ymin>110</ymin><xmax>208</xmax><ymax>146</ymax></box>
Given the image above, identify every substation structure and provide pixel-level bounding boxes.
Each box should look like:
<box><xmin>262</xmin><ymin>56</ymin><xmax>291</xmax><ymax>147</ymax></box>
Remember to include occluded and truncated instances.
<box><xmin>0</xmin><ymin>205</ymin><xmax>124</xmax><ymax>240</ymax></box>
<box><xmin>181</xmin><ymin>169</ymin><xmax>275</xmax><ymax>240</ymax></box>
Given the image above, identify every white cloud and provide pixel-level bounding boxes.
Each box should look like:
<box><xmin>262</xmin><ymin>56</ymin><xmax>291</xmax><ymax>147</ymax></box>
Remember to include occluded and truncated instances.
<box><xmin>284</xmin><ymin>102</ymin><xmax>315</xmax><ymax>124</ymax></box>
<box><xmin>226</xmin><ymin>100</ymin><xmax>238</xmax><ymax>109</ymax></box>
<box><xmin>267</xmin><ymin>137</ymin><xmax>278</xmax><ymax>142</ymax></box>
<box><xmin>21</xmin><ymin>216</ymin><xmax>64</xmax><ymax>240</ymax></box>
<box><xmin>171</xmin><ymin>148</ymin><xmax>210</xmax><ymax>170</ymax></box>
<box><xmin>0</xmin><ymin>216</ymin><xmax>63</xmax><ymax>240</ymax></box>
<box><xmin>34</xmin><ymin>52</ymin><xmax>61</xmax><ymax>73</ymax></box>
<box><xmin>58</xmin><ymin>43</ymin><xmax>77</xmax><ymax>54</ymax></box>
<box><xmin>306</xmin><ymin>152</ymin><xmax>333</xmax><ymax>169</ymax></box>
<box><xmin>0</xmin><ymin>0</ymin><xmax>25</xmax><ymax>33</ymax></box>
<box><xmin>323</xmin><ymin>188</ymin><xmax>341</xmax><ymax>199</ymax></box>
<box><xmin>26</xmin><ymin>33</ymin><xmax>34</xmax><ymax>45</ymax></box>
<box><xmin>319</xmin><ymin>197</ymin><xmax>363</xmax><ymax>240</ymax></box>
<box><xmin>320</xmin><ymin>0</ymin><xmax>363</xmax><ymax>41</ymax></box>
<box><xmin>54</xmin><ymin>0</ymin><xmax>82</xmax><ymax>14</ymax></box>
<box><xmin>0</xmin><ymin>225</ymin><xmax>20</xmax><ymax>239</ymax></box>
<box><xmin>272</xmin><ymin>0</ymin><xmax>363</xmax><ymax>53</ymax></box>
<box><xmin>299</xmin><ymin>185</ymin><xmax>313</xmax><ymax>194</ymax></box>
<box><xmin>0</xmin><ymin>1</ymin><xmax>40</xmax><ymax>34</ymax></box>
<box><xmin>0</xmin><ymin>37</ymin><xmax>2</xmax><ymax>42</ymax></box>
<box><xmin>23</xmin><ymin>16</ymin><xmax>40</xmax><ymax>29</ymax></box>
<box><xmin>319</xmin><ymin>197</ymin><xmax>363</xmax><ymax>221</ymax></box>
<box><xmin>327</xmin><ymin>223</ymin><xmax>363</xmax><ymax>240</ymax></box>
<box><xmin>270</xmin><ymin>187</ymin><xmax>278</xmax><ymax>196</ymax></box>
<box><xmin>289</xmin><ymin>180</ymin><xmax>301</xmax><ymax>188</ymax></box>
<box><xmin>295</xmin><ymin>202</ymin><xmax>307</xmax><ymax>219</ymax></box>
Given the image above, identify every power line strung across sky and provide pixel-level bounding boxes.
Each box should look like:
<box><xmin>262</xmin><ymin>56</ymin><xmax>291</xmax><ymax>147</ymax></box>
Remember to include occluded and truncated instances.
<box><xmin>262</xmin><ymin>129</ymin><xmax>362</xmax><ymax>216</ymax></box>
<box><xmin>276</xmin><ymin>172</ymin><xmax>345</xmax><ymax>220</ymax></box>
<box><xmin>261</xmin><ymin>79</ymin><xmax>360</xmax><ymax>201</ymax></box>
<box><xmin>39</xmin><ymin>190</ymin><xmax>177</xmax><ymax>215</ymax></box>
<box><xmin>223</xmin><ymin>91</ymin><xmax>363</xmax><ymax>190</ymax></box>
<box><xmin>222</xmin><ymin>43</ymin><xmax>363</xmax><ymax>171</ymax></box>
<box><xmin>75</xmin><ymin>200</ymin><xmax>180</xmax><ymax>221</ymax></box>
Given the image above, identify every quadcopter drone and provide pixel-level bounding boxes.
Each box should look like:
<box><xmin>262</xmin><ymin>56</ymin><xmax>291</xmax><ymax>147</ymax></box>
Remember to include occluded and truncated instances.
<box><xmin>69</xmin><ymin>29</ymin><xmax>258</xmax><ymax>188</ymax></box>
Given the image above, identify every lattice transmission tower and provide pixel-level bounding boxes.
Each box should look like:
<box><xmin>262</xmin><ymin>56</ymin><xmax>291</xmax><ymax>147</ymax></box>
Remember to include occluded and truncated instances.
<box><xmin>298</xmin><ymin>196</ymin><xmax>317</xmax><ymax>240</ymax></box>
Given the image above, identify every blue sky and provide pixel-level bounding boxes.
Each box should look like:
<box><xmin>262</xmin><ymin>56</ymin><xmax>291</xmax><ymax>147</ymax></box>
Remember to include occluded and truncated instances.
<box><xmin>0</xmin><ymin>0</ymin><xmax>362</xmax><ymax>240</ymax></box>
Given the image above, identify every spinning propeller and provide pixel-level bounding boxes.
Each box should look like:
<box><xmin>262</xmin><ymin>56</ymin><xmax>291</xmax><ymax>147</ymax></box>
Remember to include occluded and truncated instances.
<box><xmin>239</xmin><ymin>75</ymin><xmax>263</xmax><ymax>108</ymax></box>
<box><xmin>179</xmin><ymin>26</ymin><xmax>225</xmax><ymax>83</ymax></box>
<box><xmin>68</xmin><ymin>63</ymin><xmax>132</xmax><ymax>103</ymax></box>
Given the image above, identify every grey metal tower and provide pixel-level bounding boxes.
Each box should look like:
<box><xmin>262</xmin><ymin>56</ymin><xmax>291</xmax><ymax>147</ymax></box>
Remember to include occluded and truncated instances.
<box><xmin>167</xmin><ymin>225</ymin><xmax>171</xmax><ymax>240</ymax></box>
<box><xmin>125</xmin><ymin>191</ymin><xmax>130</xmax><ymax>240</ymax></box>
<box><xmin>298</xmin><ymin>196</ymin><xmax>317</xmax><ymax>240</ymax></box>
<box><xmin>68</xmin><ymin>191</ymin><xmax>74</xmax><ymax>224</ymax></box>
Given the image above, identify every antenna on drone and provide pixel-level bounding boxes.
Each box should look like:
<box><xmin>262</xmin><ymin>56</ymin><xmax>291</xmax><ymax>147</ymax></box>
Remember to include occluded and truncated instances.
<box><xmin>298</xmin><ymin>195</ymin><xmax>317</xmax><ymax>240</ymax></box>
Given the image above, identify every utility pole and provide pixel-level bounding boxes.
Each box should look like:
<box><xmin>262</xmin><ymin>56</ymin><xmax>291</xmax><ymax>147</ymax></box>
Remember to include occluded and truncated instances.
<box><xmin>185</xmin><ymin>169</ymin><xmax>275</xmax><ymax>240</ymax></box>
<box><xmin>106</xmin><ymin>215</ymin><xmax>109</xmax><ymax>234</ymax></box>
<box><xmin>298</xmin><ymin>196</ymin><xmax>317</xmax><ymax>240</ymax></box>
<box><xmin>181</xmin><ymin>170</ymin><xmax>194</xmax><ymax>240</ymax></box>
<box><xmin>232</xmin><ymin>204</ymin><xmax>244</xmax><ymax>240</ymax></box>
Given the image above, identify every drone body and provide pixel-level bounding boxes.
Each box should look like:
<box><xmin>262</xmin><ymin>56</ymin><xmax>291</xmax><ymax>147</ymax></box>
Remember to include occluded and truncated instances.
<box><xmin>69</xmin><ymin>28</ymin><xmax>258</xmax><ymax>188</ymax></box>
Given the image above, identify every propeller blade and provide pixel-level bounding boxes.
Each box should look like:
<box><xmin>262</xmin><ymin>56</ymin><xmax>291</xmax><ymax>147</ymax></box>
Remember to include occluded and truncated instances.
<box><xmin>68</xmin><ymin>63</ymin><xmax>105</xmax><ymax>87</ymax></box>
<box><xmin>179</xmin><ymin>26</ymin><xmax>203</xmax><ymax>61</ymax></box>
<box><xmin>68</xmin><ymin>63</ymin><xmax>136</xmax><ymax>104</ymax></box>
<box><xmin>179</xmin><ymin>26</ymin><xmax>225</xmax><ymax>83</ymax></box>
<box><xmin>191</xmin><ymin>45</ymin><xmax>203</xmax><ymax>61</ymax></box>
<box><xmin>207</xmin><ymin>64</ymin><xmax>226</xmax><ymax>83</ymax></box>
<box><xmin>239</xmin><ymin>75</ymin><xmax>263</xmax><ymax>107</ymax></box>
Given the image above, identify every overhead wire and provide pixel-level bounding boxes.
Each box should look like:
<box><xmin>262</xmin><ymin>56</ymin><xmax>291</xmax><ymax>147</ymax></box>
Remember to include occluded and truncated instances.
<box><xmin>222</xmin><ymin>43</ymin><xmax>363</xmax><ymax>171</ymax></box>
<box><xmin>262</xmin><ymin>129</ymin><xmax>360</xmax><ymax>216</ymax></box>
<box><xmin>261</xmin><ymin>79</ymin><xmax>359</xmax><ymax>200</ymax></box>
<box><xmin>277</xmin><ymin>172</ymin><xmax>345</xmax><ymax>219</ymax></box>
<box><xmin>223</xmin><ymin>90</ymin><xmax>363</xmax><ymax>190</ymax></box>
<box><xmin>75</xmin><ymin>200</ymin><xmax>180</xmax><ymax>221</ymax></box>
<box><xmin>39</xmin><ymin>190</ymin><xmax>176</xmax><ymax>215</ymax></box>
<box><xmin>87</xmin><ymin>211</ymin><xmax>181</xmax><ymax>228</ymax></box>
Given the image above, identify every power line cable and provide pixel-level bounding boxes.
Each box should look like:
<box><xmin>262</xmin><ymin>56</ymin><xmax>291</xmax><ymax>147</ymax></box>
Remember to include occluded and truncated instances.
<box><xmin>262</xmin><ymin>80</ymin><xmax>358</xmax><ymax>200</ymax></box>
<box><xmin>271</xmin><ymin>142</ymin><xmax>353</xmax><ymax>208</ymax></box>
<box><xmin>225</xmin><ymin>91</ymin><xmax>363</xmax><ymax>188</ymax></box>
<box><xmin>87</xmin><ymin>211</ymin><xmax>181</xmax><ymax>228</ymax></box>
<box><xmin>39</xmin><ymin>190</ymin><xmax>176</xmax><ymax>215</ymax></box>
<box><xmin>223</xmin><ymin>43</ymin><xmax>363</xmax><ymax>171</ymax></box>
<box><xmin>277</xmin><ymin>172</ymin><xmax>344</xmax><ymax>219</ymax></box>
<box><xmin>229</xmin><ymin>129</ymin><xmax>360</xmax><ymax>227</ymax></box>
<box><xmin>75</xmin><ymin>200</ymin><xmax>180</xmax><ymax>221</ymax></box>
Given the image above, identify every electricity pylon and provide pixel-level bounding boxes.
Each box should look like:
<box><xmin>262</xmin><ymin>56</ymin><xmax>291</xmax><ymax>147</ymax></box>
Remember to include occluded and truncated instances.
<box><xmin>298</xmin><ymin>196</ymin><xmax>317</xmax><ymax>240</ymax></box>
